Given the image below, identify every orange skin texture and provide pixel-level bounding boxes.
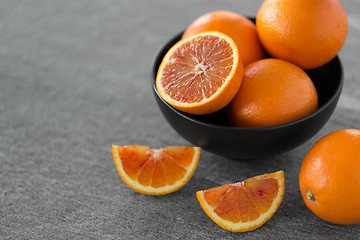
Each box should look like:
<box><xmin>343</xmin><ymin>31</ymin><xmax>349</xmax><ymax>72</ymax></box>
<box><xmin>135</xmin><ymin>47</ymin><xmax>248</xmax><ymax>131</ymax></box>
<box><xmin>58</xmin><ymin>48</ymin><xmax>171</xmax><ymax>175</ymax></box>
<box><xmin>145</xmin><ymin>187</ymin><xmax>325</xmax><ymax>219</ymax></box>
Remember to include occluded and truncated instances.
<box><xmin>227</xmin><ymin>59</ymin><xmax>318</xmax><ymax>128</ymax></box>
<box><xmin>256</xmin><ymin>0</ymin><xmax>348</xmax><ymax>69</ymax></box>
<box><xmin>182</xmin><ymin>11</ymin><xmax>265</xmax><ymax>66</ymax></box>
<box><xmin>299</xmin><ymin>129</ymin><xmax>360</xmax><ymax>225</ymax></box>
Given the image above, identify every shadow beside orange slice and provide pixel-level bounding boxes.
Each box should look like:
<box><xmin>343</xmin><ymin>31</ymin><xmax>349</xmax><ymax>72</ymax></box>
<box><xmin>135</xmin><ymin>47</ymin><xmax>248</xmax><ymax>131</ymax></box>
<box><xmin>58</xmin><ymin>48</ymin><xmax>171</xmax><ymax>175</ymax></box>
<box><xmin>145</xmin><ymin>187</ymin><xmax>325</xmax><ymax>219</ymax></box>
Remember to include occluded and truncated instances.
<box><xmin>112</xmin><ymin>145</ymin><xmax>201</xmax><ymax>195</ymax></box>
<box><xmin>196</xmin><ymin>170</ymin><xmax>285</xmax><ymax>232</ymax></box>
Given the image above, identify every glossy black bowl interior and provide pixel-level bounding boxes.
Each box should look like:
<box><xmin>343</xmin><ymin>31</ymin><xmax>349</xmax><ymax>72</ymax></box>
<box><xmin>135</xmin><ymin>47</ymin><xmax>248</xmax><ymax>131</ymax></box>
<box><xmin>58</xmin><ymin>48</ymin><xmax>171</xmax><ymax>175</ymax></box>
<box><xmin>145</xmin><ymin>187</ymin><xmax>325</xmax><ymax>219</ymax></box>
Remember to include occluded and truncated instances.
<box><xmin>151</xmin><ymin>30</ymin><xmax>343</xmax><ymax>159</ymax></box>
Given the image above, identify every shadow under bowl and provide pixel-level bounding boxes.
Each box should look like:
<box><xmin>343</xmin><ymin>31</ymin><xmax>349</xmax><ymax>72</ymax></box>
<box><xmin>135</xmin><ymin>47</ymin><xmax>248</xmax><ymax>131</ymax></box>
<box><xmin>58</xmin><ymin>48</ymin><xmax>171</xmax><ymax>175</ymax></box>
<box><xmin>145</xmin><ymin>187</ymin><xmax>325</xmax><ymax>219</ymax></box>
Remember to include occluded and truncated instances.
<box><xmin>151</xmin><ymin>31</ymin><xmax>343</xmax><ymax>160</ymax></box>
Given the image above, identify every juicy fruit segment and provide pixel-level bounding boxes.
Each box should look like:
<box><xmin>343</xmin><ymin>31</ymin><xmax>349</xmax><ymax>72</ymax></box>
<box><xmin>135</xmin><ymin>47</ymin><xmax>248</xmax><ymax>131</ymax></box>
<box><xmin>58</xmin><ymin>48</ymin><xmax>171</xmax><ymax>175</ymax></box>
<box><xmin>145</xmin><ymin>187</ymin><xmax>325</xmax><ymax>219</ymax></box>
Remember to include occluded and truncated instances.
<box><xmin>112</xmin><ymin>145</ymin><xmax>201</xmax><ymax>195</ymax></box>
<box><xmin>182</xmin><ymin>11</ymin><xmax>265</xmax><ymax>66</ymax></box>
<box><xmin>197</xmin><ymin>171</ymin><xmax>285</xmax><ymax>232</ymax></box>
<box><xmin>156</xmin><ymin>31</ymin><xmax>243</xmax><ymax>115</ymax></box>
<box><xmin>160</xmin><ymin>36</ymin><xmax>233</xmax><ymax>103</ymax></box>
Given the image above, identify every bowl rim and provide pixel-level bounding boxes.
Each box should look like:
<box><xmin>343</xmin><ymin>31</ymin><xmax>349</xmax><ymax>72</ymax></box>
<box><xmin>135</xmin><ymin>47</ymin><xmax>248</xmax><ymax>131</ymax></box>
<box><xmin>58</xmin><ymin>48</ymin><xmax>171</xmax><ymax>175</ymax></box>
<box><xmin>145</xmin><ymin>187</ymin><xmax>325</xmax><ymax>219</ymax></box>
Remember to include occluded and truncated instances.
<box><xmin>151</xmin><ymin>31</ymin><xmax>344</xmax><ymax>132</ymax></box>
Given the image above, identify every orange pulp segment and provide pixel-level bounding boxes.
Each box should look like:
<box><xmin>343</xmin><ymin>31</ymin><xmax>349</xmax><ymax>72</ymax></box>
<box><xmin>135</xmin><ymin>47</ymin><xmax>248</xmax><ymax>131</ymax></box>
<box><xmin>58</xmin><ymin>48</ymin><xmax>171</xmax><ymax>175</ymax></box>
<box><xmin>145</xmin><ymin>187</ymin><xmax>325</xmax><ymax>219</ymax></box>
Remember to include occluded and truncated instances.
<box><xmin>196</xmin><ymin>170</ymin><xmax>285</xmax><ymax>232</ymax></box>
<box><xmin>156</xmin><ymin>31</ymin><xmax>243</xmax><ymax>115</ymax></box>
<box><xmin>112</xmin><ymin>145</ymin><xmax>201</xmax><ymax>195</ymax></box>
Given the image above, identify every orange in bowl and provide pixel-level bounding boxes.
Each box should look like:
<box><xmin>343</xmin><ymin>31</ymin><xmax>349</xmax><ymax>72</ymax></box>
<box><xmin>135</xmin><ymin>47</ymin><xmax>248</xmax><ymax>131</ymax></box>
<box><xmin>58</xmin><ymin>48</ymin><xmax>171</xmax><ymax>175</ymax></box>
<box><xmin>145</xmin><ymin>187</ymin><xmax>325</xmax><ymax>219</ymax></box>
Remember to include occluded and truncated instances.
<box><xmin>227</xmin><ymin>58</ymin><xmax>318</xmax><ymax>128</ymax></box>
<box><xmin>256</xmin><ymin>0</ymin><xmax>348</xmax><ymax>69</ymax></box>
<box><xmin>182</xmin><ymin>11</ymin><xmax>265</xmax><ymax>66</ymax></box>
<box><xmin>156</xmin><ymin>31</ymin><xmax>243</xmax><ymax>115</ymax></box>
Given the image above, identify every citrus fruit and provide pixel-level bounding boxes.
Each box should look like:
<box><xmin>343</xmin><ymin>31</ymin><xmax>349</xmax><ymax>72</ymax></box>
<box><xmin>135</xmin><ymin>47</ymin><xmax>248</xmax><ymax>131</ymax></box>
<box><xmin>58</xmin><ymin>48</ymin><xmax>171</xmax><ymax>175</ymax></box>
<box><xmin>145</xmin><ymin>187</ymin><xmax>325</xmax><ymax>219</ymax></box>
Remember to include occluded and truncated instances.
<box><xmin>112</xmin><ymin>145</ymin><xmax>201</xmax><ymax>195</ymax></box>
<box><xmin>182</xmin><ymin>11</ymin><xmax>265</xmax><ymax>66</ymax></box>
<box><xmin>227</xmin><ymin>59</ymin><xmax>318</xmax><ymax>128</ymax></box>
<box><xmin>299</xmin><ymin>129</ymin><xmax>360</xmax><ymax>224</ymax></box>
<box><xmin>196</xmin><ymin>170</ymin><xmax>285</xmax><ymax>232</ymax></box>
<box><xmin>156</xmin><ymin>31</ymin><xmax>243</xmax><ymax>115</ymax></box>
<box><xmin>256</xmin><ymin>0</ymin><xmax>348</xmax><ymax>69</ymax></box>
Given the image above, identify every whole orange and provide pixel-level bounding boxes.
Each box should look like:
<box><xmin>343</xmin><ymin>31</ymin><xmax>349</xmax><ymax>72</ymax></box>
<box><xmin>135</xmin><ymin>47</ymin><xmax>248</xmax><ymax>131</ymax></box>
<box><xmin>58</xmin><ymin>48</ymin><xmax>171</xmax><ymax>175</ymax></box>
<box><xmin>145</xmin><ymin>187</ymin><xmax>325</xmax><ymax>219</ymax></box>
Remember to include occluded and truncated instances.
<box><xmin>256</xmin><ymin>0</ymin><xmax>348</xmax><ymax>69</ymax></box>
<box><xmin>227</xmin><ymin>59</ymin><xmax>318</xmax><ymax>128</ymax></box>
<box><xmin>299</xmin><ymin>129</ymin><xmax>360</xmax><ymax>225</ymax></box>
<box><xmin>182</xmin><ymin>11</ymin><xmax>265</xmax><ymax>66</ymax></box>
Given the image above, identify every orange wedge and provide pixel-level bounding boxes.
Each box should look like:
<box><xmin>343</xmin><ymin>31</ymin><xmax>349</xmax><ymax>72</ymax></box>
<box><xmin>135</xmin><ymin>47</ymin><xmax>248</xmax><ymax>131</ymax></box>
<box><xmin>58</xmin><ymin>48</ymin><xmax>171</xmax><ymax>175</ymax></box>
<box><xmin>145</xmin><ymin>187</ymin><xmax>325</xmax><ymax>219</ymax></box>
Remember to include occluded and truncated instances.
<box><xmin>196</xmin><ymin>170</ymin><xmax>285</xmax><ymax>232</ymax></box>
<box><xmin>156</xmin><ymin>31</ymin><xmax>243</xmax><ymax>115</ymax></box>
<box><xmin>112</xmin><ymin>145</ymin><xmax>201</xmax><ymax>195</ymax></box>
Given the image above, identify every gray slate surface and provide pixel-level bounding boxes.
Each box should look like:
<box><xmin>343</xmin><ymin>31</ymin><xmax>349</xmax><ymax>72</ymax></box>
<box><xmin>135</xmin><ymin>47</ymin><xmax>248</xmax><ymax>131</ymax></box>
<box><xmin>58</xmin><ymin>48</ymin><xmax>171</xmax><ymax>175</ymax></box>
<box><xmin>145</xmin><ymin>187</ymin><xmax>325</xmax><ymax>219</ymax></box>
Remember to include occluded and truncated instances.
<box><xmin>0</xmin><ymin>0</ymin><xmax>359</xmax><ymax>239</ymax></box>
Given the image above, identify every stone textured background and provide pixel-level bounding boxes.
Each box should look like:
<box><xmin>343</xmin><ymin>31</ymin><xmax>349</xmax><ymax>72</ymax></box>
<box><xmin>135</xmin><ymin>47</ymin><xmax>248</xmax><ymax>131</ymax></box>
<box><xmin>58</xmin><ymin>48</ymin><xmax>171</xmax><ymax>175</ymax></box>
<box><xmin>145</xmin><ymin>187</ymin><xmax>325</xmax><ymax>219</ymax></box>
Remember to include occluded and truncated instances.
<box><xmin>0</xmin><ymin>0</ymin><xmax>359</xmax><ymax>239</ymax></box>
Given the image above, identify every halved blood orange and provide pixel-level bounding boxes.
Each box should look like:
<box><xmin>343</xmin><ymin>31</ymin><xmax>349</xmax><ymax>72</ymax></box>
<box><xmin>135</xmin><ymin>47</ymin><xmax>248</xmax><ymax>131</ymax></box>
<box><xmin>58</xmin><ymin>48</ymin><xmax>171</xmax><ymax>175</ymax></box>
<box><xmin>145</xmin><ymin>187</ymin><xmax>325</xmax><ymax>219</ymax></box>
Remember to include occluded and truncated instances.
<box><xmin>196</xmin><ymin>170</ymin><xmax>285</xmax><ymax>232</ymax></box>
<box><xmin>112</xmin><ymin>145</ymin><xmax>201</xmax><ymax>195</ymax></box>
<box><xmin>156</xmin><ymin>31</ymin><xmax>243</xmax><ymax>115</ymax></box>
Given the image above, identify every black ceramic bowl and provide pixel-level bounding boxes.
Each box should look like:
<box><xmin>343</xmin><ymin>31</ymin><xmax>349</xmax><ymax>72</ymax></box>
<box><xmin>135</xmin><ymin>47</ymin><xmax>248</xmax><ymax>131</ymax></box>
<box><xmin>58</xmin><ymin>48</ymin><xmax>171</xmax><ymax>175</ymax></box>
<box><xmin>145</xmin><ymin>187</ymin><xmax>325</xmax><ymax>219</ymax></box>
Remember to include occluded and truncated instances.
<box><xmin>152</xmin><ymin>30</ymin><xmax>343</xmax><ymax>159</ymax></box>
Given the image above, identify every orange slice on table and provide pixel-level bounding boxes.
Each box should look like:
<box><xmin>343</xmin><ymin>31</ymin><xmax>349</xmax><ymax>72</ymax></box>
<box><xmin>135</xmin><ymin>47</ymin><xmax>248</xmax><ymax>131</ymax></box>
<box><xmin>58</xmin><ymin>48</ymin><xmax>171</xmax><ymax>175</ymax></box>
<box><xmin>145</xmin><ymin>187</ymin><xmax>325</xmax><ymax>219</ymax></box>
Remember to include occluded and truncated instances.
<box><xmin>112</xmin><ymin>145</ymin><xmax>201</xmax><ymax>195</ymax></box>
<box><xmin>196</xmin><ymin>170</ymin><xmax>285</xmax><ymax>232</ymax></box>
<box><xmin>156</xmin><ymin>31</ymin><xmax>243</xmax><ymax>115</ymax></box>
